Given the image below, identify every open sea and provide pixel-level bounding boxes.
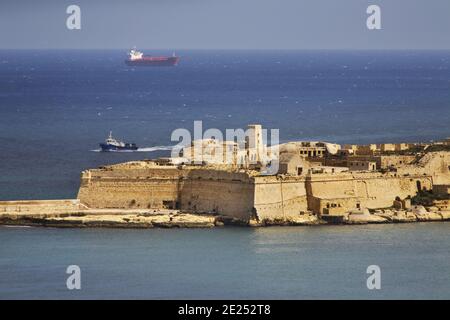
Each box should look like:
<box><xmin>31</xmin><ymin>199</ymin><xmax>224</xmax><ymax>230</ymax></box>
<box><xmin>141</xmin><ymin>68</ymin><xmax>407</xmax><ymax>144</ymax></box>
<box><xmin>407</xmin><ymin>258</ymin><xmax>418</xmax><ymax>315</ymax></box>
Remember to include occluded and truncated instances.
<box><xmin>0</xmin><ymin>50</ymin><xmax>449</xmax><ymax>299</ymax></box>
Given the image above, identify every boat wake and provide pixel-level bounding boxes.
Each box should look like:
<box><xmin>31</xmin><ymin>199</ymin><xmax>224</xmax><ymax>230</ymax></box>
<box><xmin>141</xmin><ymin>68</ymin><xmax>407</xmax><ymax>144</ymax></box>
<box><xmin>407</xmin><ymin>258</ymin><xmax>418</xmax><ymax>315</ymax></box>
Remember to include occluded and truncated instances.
<box><xmin>1</xmin><ymin>225</ymin><xmax>34</xmax><ymax>228</ymax></box>
<box><xmin>90</xmin><ymin>145</ymin><xmax>175</xmax><ymax>153</ymax></box>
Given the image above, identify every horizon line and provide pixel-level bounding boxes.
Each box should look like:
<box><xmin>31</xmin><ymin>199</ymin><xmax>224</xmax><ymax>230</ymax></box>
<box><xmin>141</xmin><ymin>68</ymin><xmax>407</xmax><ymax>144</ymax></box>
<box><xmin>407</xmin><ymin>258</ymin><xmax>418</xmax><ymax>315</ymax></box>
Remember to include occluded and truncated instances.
<box><xmin>2</xmin><ymin>48</ymin><xmax>450</xmax><ymax>51</ymax></box>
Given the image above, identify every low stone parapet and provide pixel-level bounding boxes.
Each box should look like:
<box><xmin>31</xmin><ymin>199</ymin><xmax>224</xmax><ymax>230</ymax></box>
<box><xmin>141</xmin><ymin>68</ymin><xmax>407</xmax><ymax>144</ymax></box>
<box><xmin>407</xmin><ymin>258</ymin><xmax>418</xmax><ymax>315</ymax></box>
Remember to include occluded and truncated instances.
<box><xmin>0</xmin><ymin>199</ymin><xmax>82</xmax><ymax>213</ymax></box>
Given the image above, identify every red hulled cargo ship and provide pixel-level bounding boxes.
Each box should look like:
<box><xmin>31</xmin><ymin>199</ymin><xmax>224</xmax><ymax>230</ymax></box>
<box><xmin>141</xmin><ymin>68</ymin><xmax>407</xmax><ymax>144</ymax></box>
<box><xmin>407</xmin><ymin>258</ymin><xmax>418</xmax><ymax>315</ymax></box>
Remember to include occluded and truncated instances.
<box><xmin>125</xmin><ymin>49</ymin><xmax>179</xmax><ymax>66</ymax></box>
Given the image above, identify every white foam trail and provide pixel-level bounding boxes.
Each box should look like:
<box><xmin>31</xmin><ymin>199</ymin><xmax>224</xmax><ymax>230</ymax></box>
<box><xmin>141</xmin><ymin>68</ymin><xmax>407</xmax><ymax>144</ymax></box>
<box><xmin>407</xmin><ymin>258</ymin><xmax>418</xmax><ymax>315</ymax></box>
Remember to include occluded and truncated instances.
<box><xmin>137</xmin><ymin>145</ymin><xmax>174</xmax><ymax>152</ymax></box>
<box><xmin>90</xmin><ymin>145</ymin><xmax>175</xmax><ymax>153</ymax></box>
<box><xmin>2</xmin><ymin>225</ymin><xmax>33</xmax><ymax>228</ymax></box>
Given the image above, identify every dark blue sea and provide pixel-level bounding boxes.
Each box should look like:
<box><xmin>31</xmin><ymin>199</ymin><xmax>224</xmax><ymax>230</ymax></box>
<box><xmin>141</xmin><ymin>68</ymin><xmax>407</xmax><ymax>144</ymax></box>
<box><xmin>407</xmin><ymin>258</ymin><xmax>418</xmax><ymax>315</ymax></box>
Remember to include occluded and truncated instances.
<box><xmin>0</xmin><ymin>50</ymin><xmax>449</xmax><ymax>299</ymax></box>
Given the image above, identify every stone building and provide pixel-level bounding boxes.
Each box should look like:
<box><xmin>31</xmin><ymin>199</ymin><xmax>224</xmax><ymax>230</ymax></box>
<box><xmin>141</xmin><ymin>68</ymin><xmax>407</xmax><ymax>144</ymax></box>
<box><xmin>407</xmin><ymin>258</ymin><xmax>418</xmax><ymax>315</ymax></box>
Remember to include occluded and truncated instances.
<box><xmin>348</xmin><ymin>160</ymin><xmax>377</xmax><ymax>171</ymax></box>
<box><xmin>380</xmin><ymin>143</ymin><xmax>395</xmax><ymax>152</ymax></box>
<box><xmin>342</xmin><ymin>144</ymin><xmax>357</xmax><ymax>154</ymax></box>
<box><xmin>279</xmin><ymin>141</ymin><xmax>339</xmax><ymax>158</ymax></box>
<box><xmin>395</xmin><ymin>143</ymin><xmax>409</xmax><ymax>152</ymax></box>
<box><xmin>181</xmin><ymin>138</ymin><xmax>239</xmax><ymax>166</ymax></box>
<box><xmin>443</xmin><ymin>138</ymin><xmax>450</xmax><ymax>146</ymax></box>
<box><xmin>180</xmin><ymin>124</ymin><xmax>273</xmax><ymax>168</ymax></box>
<box><xmin>278</xmin><ymin>153</ymin><xmax>310</xmax><ymax>175</ymax></box>
<box><xmin>343</xmin><ymin>144</ymin><xmax>378</xmax><ymax>155</ymax></box>
<box><xmin>355</xmin><ymin>144</ymin><xmax>379</xmax><ymax>155</ymax></box>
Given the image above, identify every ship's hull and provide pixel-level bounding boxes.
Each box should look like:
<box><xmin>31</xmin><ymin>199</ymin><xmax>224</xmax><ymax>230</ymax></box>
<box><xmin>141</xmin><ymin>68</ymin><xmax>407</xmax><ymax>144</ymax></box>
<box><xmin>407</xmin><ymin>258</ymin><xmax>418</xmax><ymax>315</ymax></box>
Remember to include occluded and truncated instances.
<box><xmin>125</xmin><ymin>56</ymin><xmax>179</xmax><ymax>67</ymax></box>
<box><xmin>100</xmin><ymin>143</ymin><xmax>139</xmax><ymax>152</ymax></box>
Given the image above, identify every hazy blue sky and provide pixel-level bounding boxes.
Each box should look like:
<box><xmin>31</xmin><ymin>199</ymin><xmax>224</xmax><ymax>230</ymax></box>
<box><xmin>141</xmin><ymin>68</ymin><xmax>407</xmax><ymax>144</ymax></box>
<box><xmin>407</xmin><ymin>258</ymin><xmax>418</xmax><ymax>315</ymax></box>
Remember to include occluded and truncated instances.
<box><xmin>1</xmin><ymin>0</ymin><xmax>449</xmax><ymax>49</ymax></box>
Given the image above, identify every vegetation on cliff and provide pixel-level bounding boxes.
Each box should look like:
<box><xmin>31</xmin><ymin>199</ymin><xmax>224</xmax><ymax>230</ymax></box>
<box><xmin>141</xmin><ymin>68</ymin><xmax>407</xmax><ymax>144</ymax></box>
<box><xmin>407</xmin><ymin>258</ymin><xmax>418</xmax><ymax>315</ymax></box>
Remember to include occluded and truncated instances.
<box><xmin>412</xmin><ymin>190</ymin><xmax>450</xmax><ymax>206</ymax></box>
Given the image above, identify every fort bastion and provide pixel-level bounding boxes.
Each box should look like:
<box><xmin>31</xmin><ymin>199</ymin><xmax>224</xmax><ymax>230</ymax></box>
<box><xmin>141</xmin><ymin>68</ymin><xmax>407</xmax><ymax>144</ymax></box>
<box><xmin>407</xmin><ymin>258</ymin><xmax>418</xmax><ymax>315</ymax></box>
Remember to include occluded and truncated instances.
<box><xmin>1</xmin><ymin>126</ymin><xmax>449</xmax><ymax>227</ymax></box>
<box><xmin>77</xmin><ymin>134</ymin><xmax>450</xmax><ymax>223</ymax></box>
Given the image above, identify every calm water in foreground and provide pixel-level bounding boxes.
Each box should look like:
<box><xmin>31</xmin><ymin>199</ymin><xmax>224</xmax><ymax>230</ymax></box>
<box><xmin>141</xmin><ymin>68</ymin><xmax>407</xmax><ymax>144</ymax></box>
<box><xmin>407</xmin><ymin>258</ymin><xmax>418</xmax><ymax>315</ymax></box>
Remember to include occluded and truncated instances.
<box><xmin>1</xmin><ymin>223</ymin><xmax>449</xmax><ymax>299</ymax></box>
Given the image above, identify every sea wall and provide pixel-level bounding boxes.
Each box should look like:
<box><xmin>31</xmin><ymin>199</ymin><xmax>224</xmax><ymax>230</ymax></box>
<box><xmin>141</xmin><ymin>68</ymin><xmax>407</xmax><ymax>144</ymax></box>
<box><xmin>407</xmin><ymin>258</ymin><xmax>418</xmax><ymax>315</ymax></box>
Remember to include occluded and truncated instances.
<box><xmin>0</xmin><ymin>199</ymin><xmax>83</xmax><ymax>213</ymax></box>
<box><xmin>77</xmin><ymin>166</ymin><xmax>181</xmax><ymax>209</ymax></box>
<box><xmin>179</xmin><ymin>169</ymin><xmax>254</xmax><ymax>220</ymax></box>
<box><xmin>253</xmin><ymin>176</ymin><xmax>308</xmax><ymax>220</ymax></box>
<box><xmin>306</xmin><ymin>172</ymin><xmax>433</xmax><ymax>214</ymax></box>
<box><xmin>77</xmin><ymin>164</ymin><xmax>255</xmax><ymax>220</ymax></box>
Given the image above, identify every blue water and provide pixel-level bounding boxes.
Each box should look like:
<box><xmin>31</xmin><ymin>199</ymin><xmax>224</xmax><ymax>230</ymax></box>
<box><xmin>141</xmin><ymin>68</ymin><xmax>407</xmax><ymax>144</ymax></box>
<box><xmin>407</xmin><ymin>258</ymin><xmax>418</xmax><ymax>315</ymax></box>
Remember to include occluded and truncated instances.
<box><xmin>1</xmin><ymin>50</ymin><xmax>450</xmax><ymax>299</ymax></box>
<box><xmin>1</xmin><ymin>223</ymin><xmax>450</xmax><ymax>299</ymax></box>
<box><xmin>0</xmin><ymin>50</ymin><xmax>449</xmax><ymax>200</ymax></box>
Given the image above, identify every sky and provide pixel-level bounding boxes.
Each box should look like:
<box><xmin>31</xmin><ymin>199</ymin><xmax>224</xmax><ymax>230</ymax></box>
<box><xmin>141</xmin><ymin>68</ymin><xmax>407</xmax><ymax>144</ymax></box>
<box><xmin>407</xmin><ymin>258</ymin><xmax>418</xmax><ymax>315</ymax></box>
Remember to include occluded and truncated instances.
<box><xmin>0</xmin><ymin>0</ymin><xmax>449</xmax><ymax>50</ymax></box>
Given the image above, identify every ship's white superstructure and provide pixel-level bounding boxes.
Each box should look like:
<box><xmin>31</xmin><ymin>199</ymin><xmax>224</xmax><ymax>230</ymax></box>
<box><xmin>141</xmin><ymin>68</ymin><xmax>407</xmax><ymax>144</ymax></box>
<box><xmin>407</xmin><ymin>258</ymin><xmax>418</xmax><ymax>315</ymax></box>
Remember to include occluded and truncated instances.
<box><xmin>128</xmin><ymin>49</ymin><xmax>144</xmax><ymax>61</ymax></box>
<box><xmin>104</xmin><ymin>131</ymin><xmax>125</xmax><ymax>148</ymax></box>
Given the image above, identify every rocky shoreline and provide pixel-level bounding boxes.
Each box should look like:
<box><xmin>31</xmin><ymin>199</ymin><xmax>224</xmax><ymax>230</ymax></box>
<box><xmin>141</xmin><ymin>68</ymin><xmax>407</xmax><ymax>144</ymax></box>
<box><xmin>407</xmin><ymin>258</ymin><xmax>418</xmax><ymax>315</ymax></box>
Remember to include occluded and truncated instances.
<box><xmin>0</xmin><ymin>211</ymin><xmax>217</xmax><ymax>229</ymax></box>
<box><xmin>1</xmin><ymin>206</ymin><xmax>449</xmax><ymax>229</ymax></box>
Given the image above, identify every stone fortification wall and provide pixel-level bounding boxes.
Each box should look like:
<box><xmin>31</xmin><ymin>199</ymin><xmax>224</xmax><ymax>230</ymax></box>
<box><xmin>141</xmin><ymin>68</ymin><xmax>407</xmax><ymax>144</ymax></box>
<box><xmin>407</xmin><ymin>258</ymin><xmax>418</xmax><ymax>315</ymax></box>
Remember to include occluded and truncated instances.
<box><xmin>379</xmin><ymin>155</ymin><xmax>416</xmax><ymax>168</ymax></box>
<box><xmin>179</xmin><ymin>169</ymin><xmax>254</xmax><ymax>220</ymax></box>
<box><xmin>0</xmin><ymin>199</ymin><xmax>83</xmax><ymax>213</ymax></box>
<box><xmin>77</xmin><ymin>165</ymin><xmax>182</xmax><ymax>209</ymax></box>
<box><xmin>77</xmin><ymin>152</ymin><xmax>448</xmax><ymax>220</ymax></box>
<box><xmin>77</xmin><ymin>163</ymin><xmax>255</xmax><ymax>220</ymax></box>
<box><xmin>253</xmin><ymin>176</ymin><xmax>308</xmax><ymax>220</ymax></box>
<box><xmin>306</xmin><ymin>172</ymin><xmax>432</xmax><ymax>214</ymax></box>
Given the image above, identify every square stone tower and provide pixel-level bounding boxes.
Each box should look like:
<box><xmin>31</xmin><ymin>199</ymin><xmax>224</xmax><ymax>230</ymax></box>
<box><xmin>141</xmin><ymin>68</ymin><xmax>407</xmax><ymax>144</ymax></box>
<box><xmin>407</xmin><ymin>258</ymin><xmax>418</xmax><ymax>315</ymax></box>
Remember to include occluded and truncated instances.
<box><xmin>246</xmin><ymin>124</ymin><xmax>264</xmax><ymax>163</ymax></box>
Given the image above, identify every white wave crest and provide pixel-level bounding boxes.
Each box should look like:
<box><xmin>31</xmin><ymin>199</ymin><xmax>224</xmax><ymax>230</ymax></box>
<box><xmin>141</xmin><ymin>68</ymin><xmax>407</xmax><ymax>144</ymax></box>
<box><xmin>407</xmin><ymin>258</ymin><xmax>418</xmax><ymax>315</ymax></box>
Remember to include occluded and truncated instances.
<box><xmin>137</xmin><ymin>145</ymin><xmax>174</xmax><ymax>152</ymax></box>
<box><xmin>90</xmin><ymin>145</ymin><xmax>175</xmax><ymax>153</ymax></box>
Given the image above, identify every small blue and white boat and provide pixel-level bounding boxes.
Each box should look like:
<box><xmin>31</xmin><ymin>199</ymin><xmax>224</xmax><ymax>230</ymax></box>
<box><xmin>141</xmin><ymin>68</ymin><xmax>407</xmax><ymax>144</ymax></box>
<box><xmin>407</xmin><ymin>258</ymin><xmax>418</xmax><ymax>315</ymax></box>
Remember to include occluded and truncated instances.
<box><xmin>99</xmin><ymin>131</ymin><xmax>138</xmax><ymax>152</ymax></box>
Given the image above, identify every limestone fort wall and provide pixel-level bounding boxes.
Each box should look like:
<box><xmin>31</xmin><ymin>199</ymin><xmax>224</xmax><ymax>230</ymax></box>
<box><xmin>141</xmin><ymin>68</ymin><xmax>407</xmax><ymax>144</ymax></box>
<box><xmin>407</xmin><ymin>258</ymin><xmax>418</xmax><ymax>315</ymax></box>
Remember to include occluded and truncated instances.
<box><xmin>306</xmin><ymin>172</ymin><xmax>433</xmax><ymax>214</ymax></box>
<box><xmin>179</xmin><ymin>169</ymin><xmax>254</xmax><ymax>220</ymax></box>
<box><xmin>77</xmin><ymin>166</ymin><xmax>182</xmax><ymax>209</ymax></box>
<box><xmin>77</xmin><ymin>152</ymin><xmax>449</xmax><ymax>220</ymax></box>
<box><xmin>77</xmin><ymin>165</ymin><xmax>256</xmax><ymax>219</ymax></box>
<box><xmin>253</xmin><ymin>176</ymin><xmax>308</xmax><ymax>220</ymax></box>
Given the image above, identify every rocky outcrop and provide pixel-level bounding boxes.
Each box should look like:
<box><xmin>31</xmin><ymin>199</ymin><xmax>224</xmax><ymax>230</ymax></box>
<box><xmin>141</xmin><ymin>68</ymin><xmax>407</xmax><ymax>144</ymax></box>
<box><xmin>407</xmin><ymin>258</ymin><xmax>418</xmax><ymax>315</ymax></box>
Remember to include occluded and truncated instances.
<box><xmin>319</xmin><ymin>206</ymin><xmax>450</xmax><ymax>225</ymax></box>
<box><xmin>346</xmin><ymin>210</ymin><xmax>388</xmax><ymax>224</ymax></box>
<box><xmin>260</xmin><ymin>212</ymin><xmax>324</xmax><ymax>226</ymax></box>
<box><xmin>1</xmin><ymin>201</ymin><xmax>449</xmax><ymax>228</ymax></box>
<box><xmin>0</xmin><ymin>211</ymin><xmax>217</xmax><ymax>228</ymax></box>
